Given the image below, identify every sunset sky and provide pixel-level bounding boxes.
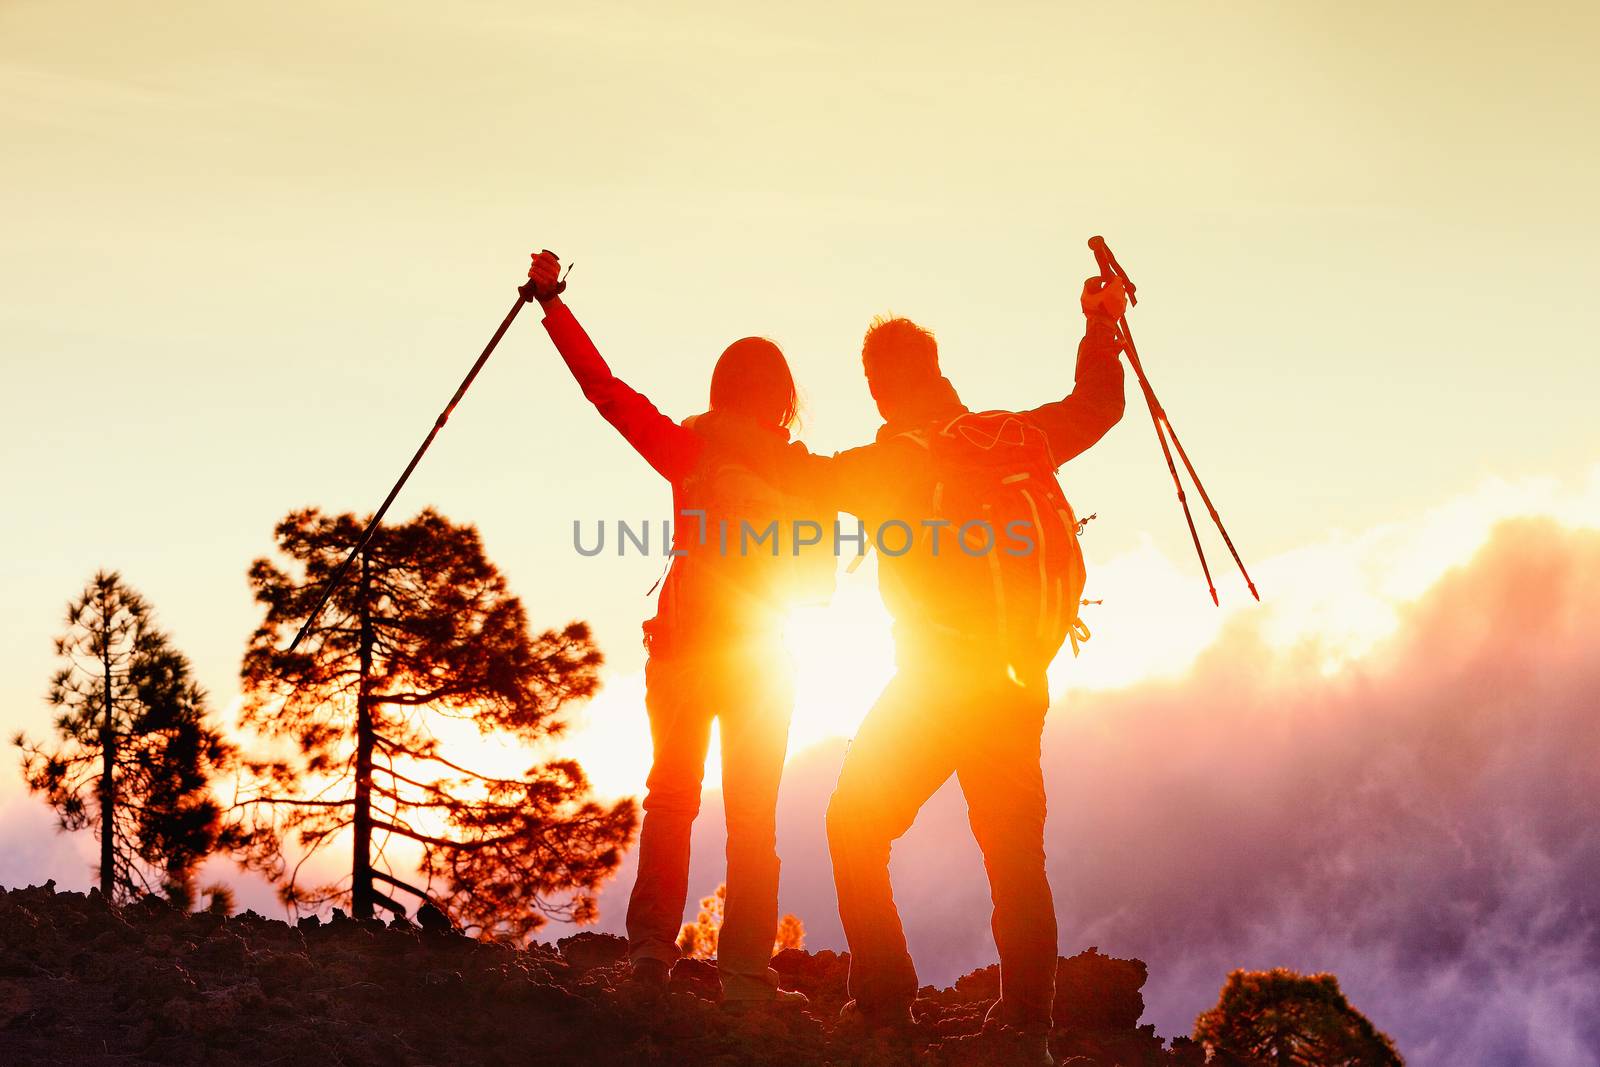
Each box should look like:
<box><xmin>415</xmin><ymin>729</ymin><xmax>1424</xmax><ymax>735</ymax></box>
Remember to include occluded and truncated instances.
<box><xmin>3</xmin><ymin>2</ymin><xmax>1598</xmax><ymax>1060</ymax></box>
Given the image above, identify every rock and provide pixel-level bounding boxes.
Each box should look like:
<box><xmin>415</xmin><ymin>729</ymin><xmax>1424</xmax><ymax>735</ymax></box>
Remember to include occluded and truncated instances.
<box><xmin>1055</xmin><ymin>946</ymin><xmax>1147</xmax><ymax>1032</ymax></box>
<box><xmin>422</xmin><ymin>969</ymin><xmax>463</xmax><ymax>991</ymax></box>
<box><xmin>416</xmin><ymin>902</ymin><xmax>451</xmax><ymax>933</ymax></box>
<box><xmin>255</xmin><ymin>950</ymin><xmax>315</xmax><ymax>992</ymax></box>
<box><xmin>556</xmin><ymin>930</ymin><xmax>628</xmax><ymax>973</ymax></box>
<box><xmin>0</xmin><ymin>884</ymin><xmax>1195</xmax><ymax>1066</ymax></box>
<box><xmin>669</xmin><ymin>956</ymin><xmax>722</xmax><ymax>998</ymax></box>
<box><xmin>771</xmin><ymin>947</ymin><xmax>811</xmax><ymax>976</ymax></box>
<box><xmin>192</xmin><ymin>928</ymin><xmax>251</xmax><ymax>970</ymax></box>
<box><xmin>153</xmin><ymin>995</ymin><xmax>196</xmax><ymax>1035</ymax></box>
<box><xmin>0</xmin><ymin>979</ymin><xmax>34</xmax><ymax>1029</ymax></box>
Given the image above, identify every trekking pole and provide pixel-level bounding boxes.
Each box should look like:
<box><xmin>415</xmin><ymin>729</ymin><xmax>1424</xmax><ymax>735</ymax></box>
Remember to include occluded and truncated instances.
<box><xmin>1088</xmin><ymin>236</ymin><xmax>1259</xmax><ymax>604</ymax></box>
<box><xmin>283</xmin><ymin>254</ymin><xmax>568</xmax><ymax>655</ymax></box>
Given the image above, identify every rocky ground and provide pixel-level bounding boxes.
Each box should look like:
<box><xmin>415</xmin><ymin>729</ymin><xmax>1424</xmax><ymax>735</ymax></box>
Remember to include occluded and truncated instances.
<box><xmin>0</xmin><ymin>881</ymin><xmax>1209</xmax><ymax>1066</ymax></box>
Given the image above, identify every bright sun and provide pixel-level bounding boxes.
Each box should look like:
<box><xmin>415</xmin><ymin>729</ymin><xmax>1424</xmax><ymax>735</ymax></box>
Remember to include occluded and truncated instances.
<box><xmin>547</xmin><ymin>568</ymin><xmax>898</xmax><ymax>800</ymax></box>
<box><xmin>783</xmin><ymin>581</ymin><xmax>897</xmax><ymax>753</ymax></box>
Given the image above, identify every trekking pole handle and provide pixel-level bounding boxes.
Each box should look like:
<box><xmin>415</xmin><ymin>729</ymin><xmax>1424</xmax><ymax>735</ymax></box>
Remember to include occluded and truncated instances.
<box><xmin>1088</xmin><ymin>235</ymin><xmax>1114</xmax><ymax>275</ymax></box>
<box><xmin>1087</xmin><ymin>235</ymin><xmax>1137</xmax><ymax>306</ymax></box>
<box><xmin>522</xmin><ymin>250</ymin><xmax>569</xmax><ymax>303</ymax></box>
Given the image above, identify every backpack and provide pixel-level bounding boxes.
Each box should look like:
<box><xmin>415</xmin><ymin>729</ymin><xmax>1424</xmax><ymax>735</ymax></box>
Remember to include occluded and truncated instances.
<box><xmin>684</xmin><ymin>452</ymin><xmax>835</xmax><ymax>604</ymax></box>
<box><xmin>889</xmin><ymin>410</ymin><xmax>1088</xmax><ymax>664</ymax></box>
<box><xmin>650</xmin><ymin>436</ymin><xmax>834</xmax><ymax>651</ymax></box>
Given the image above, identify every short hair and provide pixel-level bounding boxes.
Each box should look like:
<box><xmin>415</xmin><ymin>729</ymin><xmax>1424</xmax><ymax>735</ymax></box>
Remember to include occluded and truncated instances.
<box><xmin>862</xmin><ymin>316</ymin><xmax>939</xmax><ymax>385</ymax></box>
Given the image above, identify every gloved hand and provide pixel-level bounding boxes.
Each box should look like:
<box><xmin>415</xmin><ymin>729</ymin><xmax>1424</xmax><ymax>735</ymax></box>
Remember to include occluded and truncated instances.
<box><xmin>1080</xmin><ymin>275</ymin><xmax>1127</xmax><ymax>324</ymax></box>
<box><xmin>527</xmin><ymin>250</ymin><xmax>566</xmax><ymax>303</ymax></box>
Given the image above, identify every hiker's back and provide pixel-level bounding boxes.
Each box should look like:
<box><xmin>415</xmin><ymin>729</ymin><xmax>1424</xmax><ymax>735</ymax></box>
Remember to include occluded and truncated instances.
<box><xmin>647</xmin><ymin>412</ymin><xmax>833</xmax><ymax>654</ymax></box>
<box><xmin>879</xmin><ymin>410</ymin><xmax>1086</xmax><ymax>670</ymax></box>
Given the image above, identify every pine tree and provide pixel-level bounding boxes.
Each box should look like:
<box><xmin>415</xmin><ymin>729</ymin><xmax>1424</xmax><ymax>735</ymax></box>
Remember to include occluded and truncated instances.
<box><xmin>238</xmin><ymin>507</ymin><xmax>636</xmax><ymax>939</ymax></box>
<box><xmin>15</xmin><ymin>571</ymin><xmax>252</xmax><ymax>903</ymax></box>
<box><xmin>1194</xmin><ymin>968</ymin><xmax>1404</xmax><ymax>1066</ymax></box>
<box><xmin>677</xmin><ymin>882</ymin><xmax>806</xmax><ymax>959</ymax></box>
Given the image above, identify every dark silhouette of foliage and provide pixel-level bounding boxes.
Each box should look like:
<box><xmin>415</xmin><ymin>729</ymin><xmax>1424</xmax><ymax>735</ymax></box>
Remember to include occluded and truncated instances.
<box><xmin>237</xmin><ymin>506</ymin><xmax>637</xmax><ymax>940</ymax></box>
<box><xmin>1195</xmin><ymin>967</ymin><xmax>1404</xmax><ymax>1066</ymax></box>
<box><xmin>14</xmin><ymin>571</ymin><xmax>258</xmax><ymax>904</ymax></box>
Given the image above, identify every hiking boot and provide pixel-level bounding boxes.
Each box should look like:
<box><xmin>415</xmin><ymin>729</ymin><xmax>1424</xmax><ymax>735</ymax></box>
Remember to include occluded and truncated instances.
<box><xmin>981</xmin><ymin>1000</ymin><xmax>1055</xmax><ymax>1067</ymax></box>
<box><xmin>1006</xmin><ymin>1031</ymin><xmax>1055</xmax><ymax>1067</ymax></box>
<box><xmin>837</xmin><ymin>998</ymin><xmax>917</xmax><ymax>1033</ymax></box>
<box><xmin>624</xmin><ymin>957</ymin><xmax>670</xmax><ymax>1003</ymax></box>
<box><xmin>721</xmin><ymin>964</ymin><xmax>810</xmax><ymax>1013</ymax></box>
<box><xmin>722</xmin><ymin>986</ymin><xmax>811</xmax><ymax>1013</ymax></box>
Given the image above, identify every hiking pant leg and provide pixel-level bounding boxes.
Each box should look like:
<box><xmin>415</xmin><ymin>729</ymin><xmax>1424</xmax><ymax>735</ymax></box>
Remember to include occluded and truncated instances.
<box><xmin>626</xmin><ymin>654</ymin><xmax>714</xmax><ymax>966</ymax></box>
<box><xmin>955</xmin><ymin>673</ymin><xmax>1056</xmax><ymax>1030</ymax></box>
<box><xmin>826</xmin><ymin>670</ymin><xmax>960</xmax><ymax>1012</ymax></box>
<box><xmin>715</xmin><ymin>658</ymin><xmax>795</xmax><ymax>999</ymax></box>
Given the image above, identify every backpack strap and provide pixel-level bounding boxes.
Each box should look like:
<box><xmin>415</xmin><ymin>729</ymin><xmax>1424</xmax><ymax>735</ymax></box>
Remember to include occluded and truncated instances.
<box><xmin>1068</xmin><ymin>616</ymin><xmax>1091</xmax><ymax>658</ymax></box>
<box><xmin>1017</xmin><ymin>484</ymin><xmax>1051</xmax><ymax>639</ymax></box>
<box><xmin>984</xmin><ymin>514</ymin><xmax>1008</xmax><ymax>653</ymax></box>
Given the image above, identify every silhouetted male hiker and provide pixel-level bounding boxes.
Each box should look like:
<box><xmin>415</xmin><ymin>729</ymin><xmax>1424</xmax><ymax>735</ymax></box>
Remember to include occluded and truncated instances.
<box><xmin>812</xmin><ymin>276</ymin><xmax>1127</xmax><ymax>1065</ymax></box>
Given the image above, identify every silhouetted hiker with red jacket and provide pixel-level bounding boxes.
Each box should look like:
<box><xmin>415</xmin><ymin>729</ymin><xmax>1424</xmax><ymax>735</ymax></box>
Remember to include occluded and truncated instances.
<box><xmin>526</xmin><ymin>252</ymin><xmax>826</xmax><ymax>1008</ymax></box>
<box><xmin>811</xmin><ymin>277</ymin><xmax>1127</xmax><ymax>1064</ymax></box>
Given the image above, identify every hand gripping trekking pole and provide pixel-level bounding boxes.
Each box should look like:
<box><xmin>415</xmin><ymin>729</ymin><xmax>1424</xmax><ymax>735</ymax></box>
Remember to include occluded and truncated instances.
<box><xmin>282</xmin><ymin>254</ymin><xmax>568</xmax><ymax>655</ymax></box>
<box><xmin>1088</xmin><ymin>236</ymin><xmax>1259</xmax><ymax>605</ymax></box>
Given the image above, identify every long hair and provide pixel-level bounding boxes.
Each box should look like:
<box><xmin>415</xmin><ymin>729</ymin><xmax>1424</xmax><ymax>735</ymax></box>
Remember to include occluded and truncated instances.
<box><xmin>709</xmin><ymin>337</ymin><xmax>800</xmax><ymax>431</ymax></box>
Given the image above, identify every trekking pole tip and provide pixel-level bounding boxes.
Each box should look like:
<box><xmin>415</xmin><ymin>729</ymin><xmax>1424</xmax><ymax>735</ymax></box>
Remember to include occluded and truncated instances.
<box><xmin>1248</xmin><ymin>582</ymin><xmax>1260</xmax><ymax>601</ymax></box>
<box><xmin>1209</xmin><ymin>586</ymin><xmax>1220</xmax><ymax>607</ymax></box>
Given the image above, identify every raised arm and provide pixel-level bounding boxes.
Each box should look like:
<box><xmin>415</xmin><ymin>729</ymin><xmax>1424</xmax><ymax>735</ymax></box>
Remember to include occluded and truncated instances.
<box><xmin>528</xmin><ymin>253</ymin><xmax>701</xmax><ymax>483</ymax></box>
<box><xmin>1023</xmin><ymin>276</ymin><xmax>1129</xmax><ymax>468</ymax></box>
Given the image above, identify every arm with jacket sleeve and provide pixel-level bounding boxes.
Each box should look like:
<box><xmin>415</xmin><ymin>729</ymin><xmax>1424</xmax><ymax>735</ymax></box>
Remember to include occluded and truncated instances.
<box><xmin>538</xmin><ymin>297</ymin><xmax>702</xmax><ymax>483</ymax></box>
<box><xmin>792</xmin><ymin>434</ymin><xmax>928</xmax><ymax>530</ymax></box>
<box><xmin>1023</xmin><ymin>316</ymin><xmax>1127</xmax><ymax>468</ymax></box>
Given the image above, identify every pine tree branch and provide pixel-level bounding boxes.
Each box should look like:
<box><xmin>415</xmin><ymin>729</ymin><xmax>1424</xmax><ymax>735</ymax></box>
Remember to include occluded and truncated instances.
<box><xmin>370</xmin><ymin>819</ymin><xmax>491</xmax><ymax>852</ymax></box>
<box><xmin>373</xmin><ymin>764</ymin><xmax>454</xmax><ymax>795</ymax></box>
<box><xmin>372</xmin><ymin>783</ymin><xmax>444</xmax><ymax>807</ymax></box>
<box><xmin>370</xmin><ymin>686</ymin><xmax>469</xmax><ymax>706</ymax></box>
<box><xmin>370</xmin><ymin>885</ymin><xmax>406</xmax><ymax>918</ymax></box>
<box><xmin>371</xmin><ymin>869</ymin><xmax>436</xmax><ymax>906</ymax></box>
<box><xmin>232</xmin><ymin>795</ymin><xmax>355</xmax><ymax>809</ymax></box>
<box><xmin>374</xmin><ymin>737</ymin><xmax>525</xmax><ymax>787</ymax></box>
